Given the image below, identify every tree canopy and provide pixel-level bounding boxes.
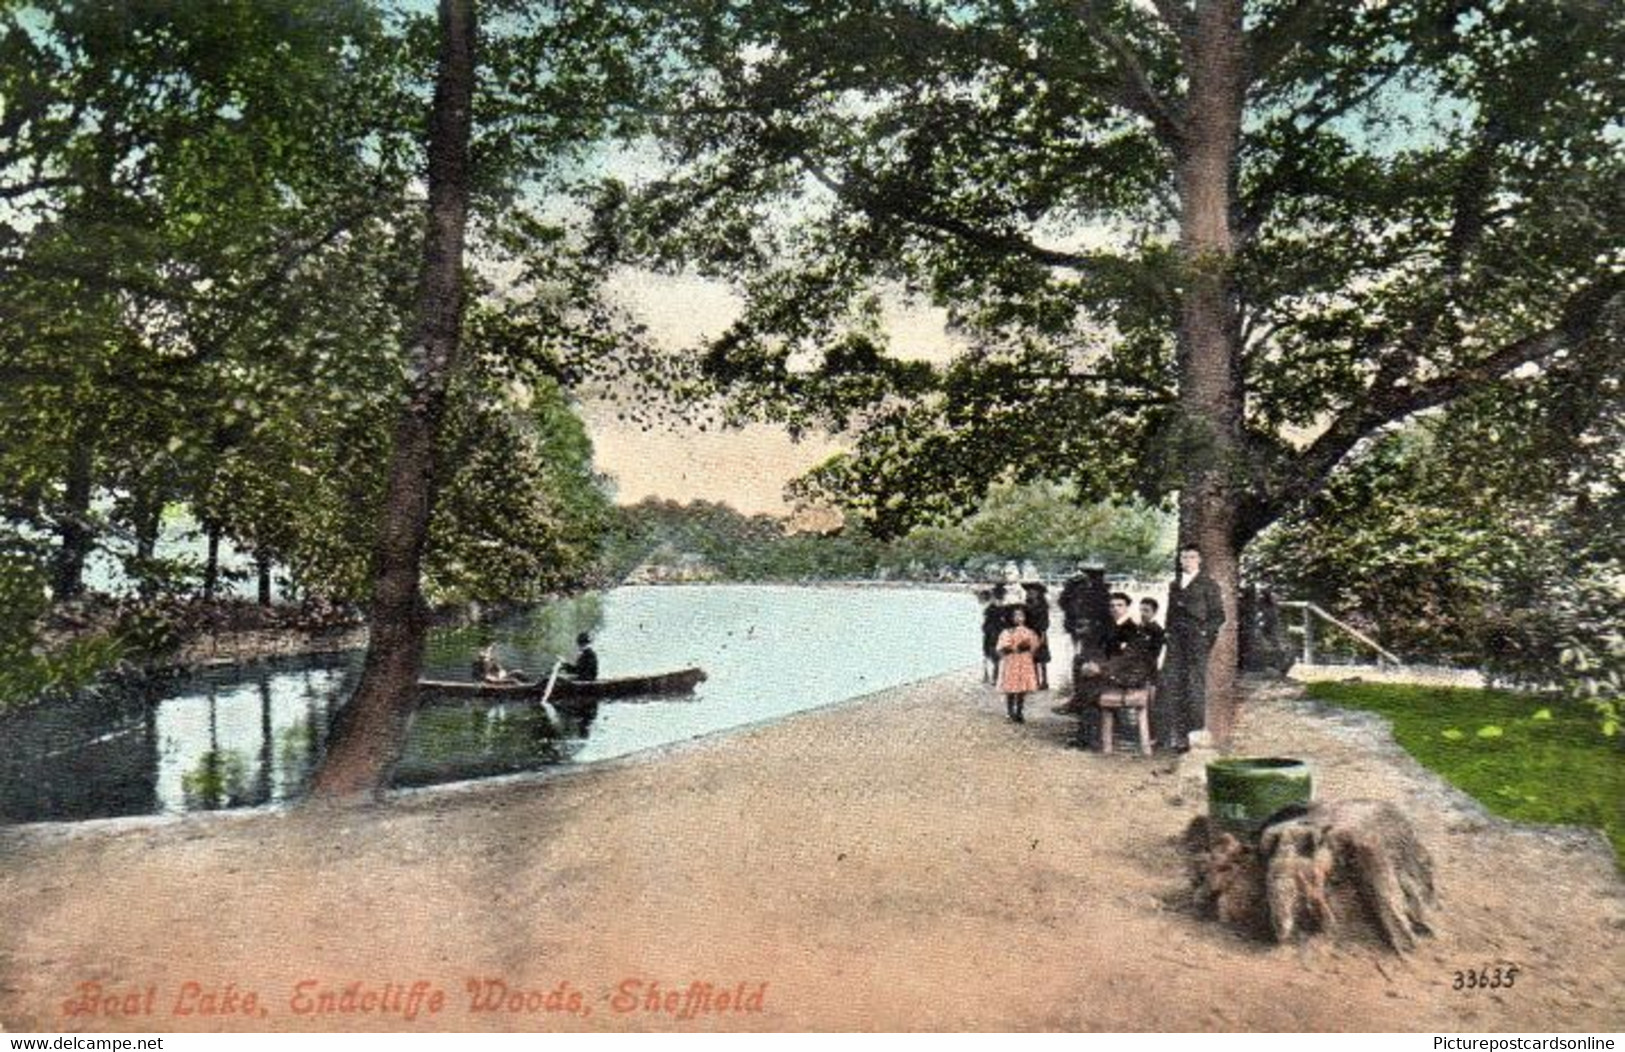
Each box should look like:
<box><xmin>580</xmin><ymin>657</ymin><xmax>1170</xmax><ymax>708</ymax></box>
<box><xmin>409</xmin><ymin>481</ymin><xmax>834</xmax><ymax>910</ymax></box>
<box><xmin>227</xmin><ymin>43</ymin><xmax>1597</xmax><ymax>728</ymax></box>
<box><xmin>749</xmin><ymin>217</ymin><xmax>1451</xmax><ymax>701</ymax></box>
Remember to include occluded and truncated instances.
<box><xmin>0</xmin><ymin>0</ymin><xmax>642</xmax><ymax>715</ymax></box>
<box><xmin>597</xmin><ymin>0</ymin><xmax>1621</xmax><ymax>542</ymax></box>
<box><xmin>0</xmin><ymin>1</ymin><xmax>629</xmax><ymax>612</ymax></box>
<box><xmin>2</xmin><ymin>0</ymin><xmax>1619</xmax><ymax>740</ymax></box>
<box><xmin>588</xmin><ymin>0</ymin><xmax>1623</xmax><ymax>734</ymax></box>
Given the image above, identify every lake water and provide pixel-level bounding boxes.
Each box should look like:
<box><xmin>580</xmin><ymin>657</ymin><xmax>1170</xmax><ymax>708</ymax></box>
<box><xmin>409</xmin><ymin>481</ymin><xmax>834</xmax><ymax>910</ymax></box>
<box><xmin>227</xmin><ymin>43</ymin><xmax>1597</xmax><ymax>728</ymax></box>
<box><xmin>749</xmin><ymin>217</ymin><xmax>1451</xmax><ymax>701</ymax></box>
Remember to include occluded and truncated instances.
<box><xmin>0</xmin><ymin>585</ymin><xmax>979</xmax><ymax>824</ymax></box>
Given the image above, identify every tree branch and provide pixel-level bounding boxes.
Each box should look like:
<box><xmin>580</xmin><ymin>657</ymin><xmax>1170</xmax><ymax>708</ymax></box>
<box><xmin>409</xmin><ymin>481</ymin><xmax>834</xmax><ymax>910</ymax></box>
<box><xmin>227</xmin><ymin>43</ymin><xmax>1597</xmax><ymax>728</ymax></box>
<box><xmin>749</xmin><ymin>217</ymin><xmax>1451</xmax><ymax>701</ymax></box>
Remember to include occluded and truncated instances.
<box><xmin>0</xmin><ymin>256</ymin><xmax>202</xmax><ymax>305</ymax></box>
<box><xmin>0</xmin><ymin>174</ymin><xmax>75</xmax><ymax>199</ymax></box>
<box><xmin>1360</xmin><ymin>113</ymin><xmax>1508</xmax><ymax>392</ymax></box>
<box><xmin>1239</xmin><ymin>60</ymin><xmax>1408</xmax><ymax>242</ymax></box>
<box><xmin>1056</xmin><ymin>369</ymin><xmax>1174</xmax><ymax>404</ymax></box>
<box><xmin>1074</xmin><ymin>0</ymin><xmax>1185</xmax><ymax>150</ymax></box>
<box><xmin>800</xmin><ymin>158</ymin><xmax>1097</xmax><ymax>272</ymax></box>
<box><xmin>177</xmin><ymin>195</ymin><xmax>393</xmax><ymax>369</ymax></box>
<box><xmin>964</xmin><ymin>362</ymin><xmax>1175</xmax><ymax>403</ymax></box>
<box><xmin>1246</xmin><ymin>0</ymin><xmax>1325</xmax><ymax>84</ymax></box>
<box><xmin>1239</xmin><ymin>274</ymin><xmax>1625</xmax><ymax>543</ymax></box>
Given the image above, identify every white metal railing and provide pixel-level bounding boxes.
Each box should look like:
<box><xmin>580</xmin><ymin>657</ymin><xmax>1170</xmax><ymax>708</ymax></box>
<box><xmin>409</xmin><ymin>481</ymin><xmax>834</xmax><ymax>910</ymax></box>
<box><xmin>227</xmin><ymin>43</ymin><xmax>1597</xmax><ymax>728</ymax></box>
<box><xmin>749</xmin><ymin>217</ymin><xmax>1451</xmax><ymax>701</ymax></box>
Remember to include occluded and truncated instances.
<box><xmin>1277</xmin><ymin>600</ymin><xmax>1402</xmax><ymax>666</ymax></box>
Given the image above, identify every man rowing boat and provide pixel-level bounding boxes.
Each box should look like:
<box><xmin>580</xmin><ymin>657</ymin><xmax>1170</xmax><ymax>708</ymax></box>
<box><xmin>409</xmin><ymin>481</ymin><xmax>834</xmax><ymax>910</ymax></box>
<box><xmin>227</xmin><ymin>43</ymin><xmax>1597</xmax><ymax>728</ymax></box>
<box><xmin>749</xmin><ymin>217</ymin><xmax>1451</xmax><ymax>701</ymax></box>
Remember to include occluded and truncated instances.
<box><xmin>561</xmin><ymin>633</ymin><xmax>598</xmax><ymax>681</ymax></box>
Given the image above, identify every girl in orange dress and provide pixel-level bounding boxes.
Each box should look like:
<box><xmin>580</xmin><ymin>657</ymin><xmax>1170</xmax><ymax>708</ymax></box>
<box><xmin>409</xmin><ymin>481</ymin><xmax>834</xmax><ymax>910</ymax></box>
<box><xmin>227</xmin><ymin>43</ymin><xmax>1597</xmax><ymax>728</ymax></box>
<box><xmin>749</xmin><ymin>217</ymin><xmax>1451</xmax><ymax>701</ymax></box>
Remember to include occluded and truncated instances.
<box><xmin>996</xmin><ymin>606</ymin><xmax>1041</xmax><ymax>723</ymax></box>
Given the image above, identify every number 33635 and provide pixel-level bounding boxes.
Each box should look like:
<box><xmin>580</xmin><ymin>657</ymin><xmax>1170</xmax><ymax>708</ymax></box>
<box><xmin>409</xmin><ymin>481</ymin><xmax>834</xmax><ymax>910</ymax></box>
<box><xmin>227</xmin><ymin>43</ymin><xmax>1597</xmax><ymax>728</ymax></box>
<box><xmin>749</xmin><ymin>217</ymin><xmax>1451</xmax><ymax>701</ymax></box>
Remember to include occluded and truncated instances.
<box><xmin>1453</xmin><ymin>966</ymin><xmax>1520</xmax><ymax>990</ymax></box>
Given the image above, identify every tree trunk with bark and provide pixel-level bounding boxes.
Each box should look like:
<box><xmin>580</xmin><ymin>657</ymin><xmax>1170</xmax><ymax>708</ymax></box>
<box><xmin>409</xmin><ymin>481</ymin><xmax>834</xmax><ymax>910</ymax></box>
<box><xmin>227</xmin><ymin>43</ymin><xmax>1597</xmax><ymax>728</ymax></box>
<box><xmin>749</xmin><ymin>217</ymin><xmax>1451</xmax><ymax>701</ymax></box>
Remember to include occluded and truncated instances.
<box><xmin>131</xmin><ymin>480</ymin><xmax>163</xmax><ymax>598</ymax></box>
<box><xmin>307</xmin><ymin>0</ymin><xmax>476</xmax><ymax>800</ymax></box>
<box><xmin>1171</xmin><ymin>0</ymin><xmax>1247</xmax><ymax>744</ymax></box>
<box><xmin>202</xmin><ymin>519</ymin><xmax>222</xmax><ymax>600</ymax></box>
<box><xmin>1187</xmin><ymin>800</ymin><xmax>1437</xmax><ymax>953</ymax></box>
<box><xmin>51</xmin><ymin>432</ymin><xmax>94</xmax><ymax>600</ymax></box>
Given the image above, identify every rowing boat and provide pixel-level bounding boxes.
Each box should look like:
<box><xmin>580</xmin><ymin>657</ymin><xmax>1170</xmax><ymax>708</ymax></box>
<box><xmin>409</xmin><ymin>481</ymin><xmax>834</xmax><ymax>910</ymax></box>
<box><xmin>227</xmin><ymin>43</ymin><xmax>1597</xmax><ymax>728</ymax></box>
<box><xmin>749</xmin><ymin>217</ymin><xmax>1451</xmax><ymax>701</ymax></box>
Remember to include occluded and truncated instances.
<box><xmin>418</xmin><ymin>666</ymin><xmax>707</xmax><ymax>703</ymax></box>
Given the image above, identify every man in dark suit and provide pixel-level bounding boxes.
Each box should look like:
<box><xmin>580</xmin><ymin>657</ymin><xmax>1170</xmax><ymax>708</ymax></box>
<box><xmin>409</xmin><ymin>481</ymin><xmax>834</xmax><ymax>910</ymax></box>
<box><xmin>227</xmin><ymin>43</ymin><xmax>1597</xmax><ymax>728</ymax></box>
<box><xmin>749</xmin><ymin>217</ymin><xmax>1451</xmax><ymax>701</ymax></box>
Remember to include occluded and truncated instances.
<box><xmin>978</xmin><ymin>589</ymin><xmax>1003</xmax><ymax>683</ymax></box>
<box><xmin>1137</xmin><ymin>597</ymin><xmax>1166</xmax><ymax>671</ymax></box>
<box><xmin>1155</xmin><ymin>545</ymin><xmax>1225</xmax><ymax>752</ymax></box>
<box><xmin>1022</xmin><ymin>581</ymin><xmax>1052</xmax><ymax>689</ymax></box>
<box><xmin>562</xmin><ymin>632</ymin><xmax>599</xmax><ymax>681</ymax></box>
<box><xmin>1058</xmin><ymin>565</ymin><xmax>1109</xmax><ymax>651</ymax></box>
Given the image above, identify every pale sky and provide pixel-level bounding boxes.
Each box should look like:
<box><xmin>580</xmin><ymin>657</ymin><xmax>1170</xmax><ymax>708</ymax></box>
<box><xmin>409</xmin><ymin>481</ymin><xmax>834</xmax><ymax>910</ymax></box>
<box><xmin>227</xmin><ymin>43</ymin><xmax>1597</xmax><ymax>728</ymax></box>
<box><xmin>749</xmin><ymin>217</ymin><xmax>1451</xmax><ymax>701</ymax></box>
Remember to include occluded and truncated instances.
<box><xmin>587</xmin><ymin>268</ymin><xmax>967</xmax><ymax>516</ymax></box>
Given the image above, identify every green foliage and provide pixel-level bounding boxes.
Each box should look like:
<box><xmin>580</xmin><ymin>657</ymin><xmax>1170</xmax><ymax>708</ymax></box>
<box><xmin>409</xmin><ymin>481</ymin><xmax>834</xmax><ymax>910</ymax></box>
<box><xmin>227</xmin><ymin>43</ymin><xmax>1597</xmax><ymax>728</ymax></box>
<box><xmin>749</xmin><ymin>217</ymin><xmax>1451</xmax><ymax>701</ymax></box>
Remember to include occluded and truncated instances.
<box><xmin>429</xmin><ymin>369</ymin><xmax>613</xmax><ymax>604</ymax></box>
<box><xmin>606</xmin><ymin>481</ymin><xmax>1169</xmax><ymax>582</ymax></box>
<box><xmin>1305</xmin><ymin>681</ymin><xmax>1624</xmax><ymax>867</ymax></box>
<box><xmin>0</xmin><ymin>554</ymin><xmax>126</xmax><ymax>710</ymax></box>
<box><xmin>0</xmin><ymin>0</ymin><xmax>423</xmax><ymax>607</ymax></box>
<box><xmin>887</xmin><ymin>480</ymin><xmax>1171</xmax><ymax>576</ymax></box>
<box><xmin>0</xmin><ymin>0</ymin><xmax>636</xmax><ymax>644</ymax></box>
<box><xmin>1249</xmin><ymin>350</ymin><xmax>1623</xmax><ymax>730</ymax></box>
<box><xmin>1557</xmin><ymin>596</ymin><xmax>1625</xmax><ymax>738</ymax></box>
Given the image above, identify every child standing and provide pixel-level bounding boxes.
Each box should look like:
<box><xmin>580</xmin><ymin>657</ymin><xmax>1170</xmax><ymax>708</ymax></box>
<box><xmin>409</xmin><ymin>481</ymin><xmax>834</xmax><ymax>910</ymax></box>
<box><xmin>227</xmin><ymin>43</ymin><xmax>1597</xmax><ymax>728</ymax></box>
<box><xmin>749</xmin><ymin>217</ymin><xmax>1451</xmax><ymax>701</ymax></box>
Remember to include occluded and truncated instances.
<box><xmin>996</xmin><ymin>606</ymin><xmax>1041</xmax><ymax>723</ymax></box>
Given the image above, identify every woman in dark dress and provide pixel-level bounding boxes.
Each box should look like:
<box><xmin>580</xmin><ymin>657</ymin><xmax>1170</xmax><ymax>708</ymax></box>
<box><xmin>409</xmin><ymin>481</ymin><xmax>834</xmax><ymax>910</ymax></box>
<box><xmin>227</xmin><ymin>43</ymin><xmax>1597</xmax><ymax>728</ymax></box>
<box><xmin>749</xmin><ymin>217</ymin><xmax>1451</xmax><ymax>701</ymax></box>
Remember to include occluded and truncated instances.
<box><xmin>979</xmin><ymin>589</ymin><xmax>1005</xmax><ymax>683</ymax></box>
<box><xmin>1021</xmin><ymin>582</ymin><xmax>1052</xmax><ymax>689</ymax></box>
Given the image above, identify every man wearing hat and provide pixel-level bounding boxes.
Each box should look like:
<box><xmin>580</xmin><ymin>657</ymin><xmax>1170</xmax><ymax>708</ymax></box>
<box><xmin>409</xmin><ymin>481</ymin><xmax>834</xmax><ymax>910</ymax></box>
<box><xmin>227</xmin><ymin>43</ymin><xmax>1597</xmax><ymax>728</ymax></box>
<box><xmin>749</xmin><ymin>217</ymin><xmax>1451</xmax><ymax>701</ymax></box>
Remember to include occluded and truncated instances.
<box><xmin>563</xmin><ymin>632</ymin><xmax>599</xmax><ymax>681</ymax></box>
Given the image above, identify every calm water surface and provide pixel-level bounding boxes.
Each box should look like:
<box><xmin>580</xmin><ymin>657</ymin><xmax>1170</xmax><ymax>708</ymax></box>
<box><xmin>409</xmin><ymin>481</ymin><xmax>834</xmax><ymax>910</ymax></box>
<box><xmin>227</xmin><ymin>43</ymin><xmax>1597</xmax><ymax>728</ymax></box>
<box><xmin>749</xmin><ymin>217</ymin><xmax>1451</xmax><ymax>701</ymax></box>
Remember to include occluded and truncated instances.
<box><xmin>0</xmin><ymin>585</ymin><xmax>977</xmax><ymax>823</ymax></box>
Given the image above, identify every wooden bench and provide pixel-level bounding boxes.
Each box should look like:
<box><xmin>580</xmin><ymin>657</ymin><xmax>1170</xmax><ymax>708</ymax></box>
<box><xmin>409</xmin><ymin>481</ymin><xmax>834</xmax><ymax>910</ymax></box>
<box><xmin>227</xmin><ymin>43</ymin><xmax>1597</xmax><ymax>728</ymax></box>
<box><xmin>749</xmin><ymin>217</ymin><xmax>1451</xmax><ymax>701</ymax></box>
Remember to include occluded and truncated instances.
<box><xmin>1097</xmin><ymin>684</ymin><xmax>1154</xmax><ymax>756</ymax></box>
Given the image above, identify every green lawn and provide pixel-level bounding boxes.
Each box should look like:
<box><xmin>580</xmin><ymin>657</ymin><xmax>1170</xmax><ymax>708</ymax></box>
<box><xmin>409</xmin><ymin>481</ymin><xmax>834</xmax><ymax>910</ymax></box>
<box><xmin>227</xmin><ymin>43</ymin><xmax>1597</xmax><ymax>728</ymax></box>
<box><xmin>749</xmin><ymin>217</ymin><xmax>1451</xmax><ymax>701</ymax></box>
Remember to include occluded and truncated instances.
<box><xmin>1302</xmin><ymin>681</ymin><xmax>1625</xmax><ymax>867</ymax></box>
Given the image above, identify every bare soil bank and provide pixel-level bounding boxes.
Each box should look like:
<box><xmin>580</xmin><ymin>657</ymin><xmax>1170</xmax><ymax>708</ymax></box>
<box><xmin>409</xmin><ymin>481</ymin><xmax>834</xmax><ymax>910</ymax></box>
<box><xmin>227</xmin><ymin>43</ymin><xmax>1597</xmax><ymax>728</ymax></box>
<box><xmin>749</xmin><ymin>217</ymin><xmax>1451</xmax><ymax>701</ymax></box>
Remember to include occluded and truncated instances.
<box><xmin>1</xmin><ymin>671</ymin><xmax>1619</xmax><ymax>1032</ymax></box>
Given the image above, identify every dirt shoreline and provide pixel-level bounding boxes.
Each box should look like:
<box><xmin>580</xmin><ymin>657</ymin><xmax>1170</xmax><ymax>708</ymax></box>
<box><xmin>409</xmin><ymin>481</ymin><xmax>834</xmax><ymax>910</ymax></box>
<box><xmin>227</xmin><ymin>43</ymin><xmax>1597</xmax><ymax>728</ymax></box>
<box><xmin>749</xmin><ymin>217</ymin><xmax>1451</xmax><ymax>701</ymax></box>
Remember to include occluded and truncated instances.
<box><xmin>1</xmin><ymin>670</ymin><xmax>1620</xmax><ymax>1033</ymax></box>
<box><xmin>166</xmin><ymin>624</ymin><xmax>368</xmax><ymax>669</ymax></box>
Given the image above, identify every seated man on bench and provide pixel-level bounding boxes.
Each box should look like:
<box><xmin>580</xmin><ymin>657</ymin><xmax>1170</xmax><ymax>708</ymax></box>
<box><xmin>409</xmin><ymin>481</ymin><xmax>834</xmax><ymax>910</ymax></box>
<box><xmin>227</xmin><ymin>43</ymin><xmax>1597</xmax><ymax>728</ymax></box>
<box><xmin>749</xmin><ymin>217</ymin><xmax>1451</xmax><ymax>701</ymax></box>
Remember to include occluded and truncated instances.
<box><xmin>1069</xmin><ymin>593</ymin><xmax>1156</xmax><ymax>752</ymax></box>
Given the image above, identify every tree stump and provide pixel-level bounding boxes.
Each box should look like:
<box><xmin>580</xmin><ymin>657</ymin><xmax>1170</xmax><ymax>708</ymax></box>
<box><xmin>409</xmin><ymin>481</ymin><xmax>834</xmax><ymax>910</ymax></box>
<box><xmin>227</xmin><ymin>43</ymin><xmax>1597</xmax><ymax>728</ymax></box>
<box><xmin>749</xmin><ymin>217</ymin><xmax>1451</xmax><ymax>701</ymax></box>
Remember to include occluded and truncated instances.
<box><xmin>1187</xmin><ymin>799</ymin><xmax>1437</xmax><ymax>953</ymax></box>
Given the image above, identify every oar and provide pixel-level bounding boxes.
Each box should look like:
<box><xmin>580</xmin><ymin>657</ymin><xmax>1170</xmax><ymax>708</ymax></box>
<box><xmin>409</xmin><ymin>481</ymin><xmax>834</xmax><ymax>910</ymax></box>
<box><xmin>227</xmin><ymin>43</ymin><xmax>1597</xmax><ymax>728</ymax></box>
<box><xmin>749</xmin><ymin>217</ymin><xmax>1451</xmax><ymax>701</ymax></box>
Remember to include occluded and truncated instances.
<box><xmin>537</xmin><ymin>657</ymin><xmax>566</xmax><ymax>723</ymax></box>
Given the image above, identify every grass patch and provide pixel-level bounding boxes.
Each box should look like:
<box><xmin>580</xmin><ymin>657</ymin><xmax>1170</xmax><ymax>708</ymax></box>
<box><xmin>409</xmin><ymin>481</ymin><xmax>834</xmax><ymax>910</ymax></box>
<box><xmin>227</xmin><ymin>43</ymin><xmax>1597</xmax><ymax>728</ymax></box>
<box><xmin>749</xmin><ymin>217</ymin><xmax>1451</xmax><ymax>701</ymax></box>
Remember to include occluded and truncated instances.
<box><xmin>1302</xmin><ymin>681</ymin><xmax>1625</xmax><ymax>867</ymax></box>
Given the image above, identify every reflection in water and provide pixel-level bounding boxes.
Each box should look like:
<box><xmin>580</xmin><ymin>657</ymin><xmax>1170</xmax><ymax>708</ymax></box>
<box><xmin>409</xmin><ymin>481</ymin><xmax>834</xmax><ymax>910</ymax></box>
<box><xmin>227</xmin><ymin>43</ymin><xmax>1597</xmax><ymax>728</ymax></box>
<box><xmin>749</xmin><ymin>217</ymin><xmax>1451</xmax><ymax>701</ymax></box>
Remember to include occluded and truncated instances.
<box><xmin>181</xmin><ymin>749</ymin><xmax>251</xmax><ymax>810</ymax></box>
<box><xmin>393</xmin><ymin>697</ymin><xmax>596</xmax><ymax>787</ymax></box>
<box><xmin>154</xmin><ymin>666</ymin><xmax>354</xmax><ymax>814</ymax></box>
<box><xmin>2</xmin><ymin>585</ymin><xmax>976</xmax><ymax>823</ymax></box>
<box><xmin>177</xmin><ymin>686</ymin><xmax>253</xmax><ymax>811</ymax></box>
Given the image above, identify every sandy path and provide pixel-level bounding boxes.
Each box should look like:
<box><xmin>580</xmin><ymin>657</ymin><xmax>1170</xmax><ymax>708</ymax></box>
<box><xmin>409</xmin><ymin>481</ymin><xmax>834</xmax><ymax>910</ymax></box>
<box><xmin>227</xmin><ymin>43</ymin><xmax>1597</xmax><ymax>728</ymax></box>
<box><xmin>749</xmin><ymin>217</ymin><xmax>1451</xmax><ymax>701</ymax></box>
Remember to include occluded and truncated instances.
<box><xmin>1</xmin><ymin>671</ymin><xmax>1620</xmax><ymax>1032</ymax></box>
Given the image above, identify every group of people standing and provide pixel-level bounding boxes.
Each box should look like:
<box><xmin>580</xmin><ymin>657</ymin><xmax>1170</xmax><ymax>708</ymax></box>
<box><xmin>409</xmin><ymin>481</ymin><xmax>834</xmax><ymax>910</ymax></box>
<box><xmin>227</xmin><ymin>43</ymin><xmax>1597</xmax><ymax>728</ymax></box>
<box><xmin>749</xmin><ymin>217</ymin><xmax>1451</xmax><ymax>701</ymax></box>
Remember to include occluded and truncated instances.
<box><xmin>980</xmin><ymin>545</ymin><xmax>1226</xmax><ymax>753</ymax></box>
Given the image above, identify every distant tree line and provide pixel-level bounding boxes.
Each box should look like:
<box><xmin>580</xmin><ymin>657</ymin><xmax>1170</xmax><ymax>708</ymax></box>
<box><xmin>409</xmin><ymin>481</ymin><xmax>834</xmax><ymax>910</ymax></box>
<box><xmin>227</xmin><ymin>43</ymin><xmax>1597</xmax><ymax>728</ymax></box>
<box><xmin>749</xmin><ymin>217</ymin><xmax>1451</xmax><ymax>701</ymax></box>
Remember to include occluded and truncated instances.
<box><xmin>603</xmin><ymin>483</ymin><xmax>1172</xmax><ymax>584</ymax></box>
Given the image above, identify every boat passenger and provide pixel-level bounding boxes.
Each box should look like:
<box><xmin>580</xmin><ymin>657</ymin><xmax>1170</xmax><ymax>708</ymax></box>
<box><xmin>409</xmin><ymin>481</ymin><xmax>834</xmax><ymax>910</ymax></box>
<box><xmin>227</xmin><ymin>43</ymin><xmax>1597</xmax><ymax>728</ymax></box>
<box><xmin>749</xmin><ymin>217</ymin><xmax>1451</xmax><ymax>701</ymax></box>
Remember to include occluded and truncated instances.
<box><xmin>474</xmin><ymin>644</ymin><xmax>525</xmax><ymax>684</ymax></box>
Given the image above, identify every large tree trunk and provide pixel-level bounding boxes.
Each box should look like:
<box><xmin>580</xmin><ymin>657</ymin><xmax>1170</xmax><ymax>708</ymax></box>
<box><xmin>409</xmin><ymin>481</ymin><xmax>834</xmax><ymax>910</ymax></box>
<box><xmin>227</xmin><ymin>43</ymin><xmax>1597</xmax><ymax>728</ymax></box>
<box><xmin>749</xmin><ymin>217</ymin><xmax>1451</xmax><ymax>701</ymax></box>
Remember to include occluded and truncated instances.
<box><xmin>51</xmin><ymin>432</ymin><xmax>95</xmax><ymax>600</ymax></box>
<box><xmin>255</xmin><ymin>552</ymin><xmax>273</xmax><ymax>606</ymax></box>
<box><xmin>307</xmin><ymin>0</ymin><xmax>476</xmax><ymax>800</ymax></box>
<box><xmin>130</xmin><ymin>480</ymin><xmax>163</xmax><ymax>598</ymax></box>
<box><xmin>202</xmin><ymin>519</ymin><xmax>222</xmax><ymax>600</ymax></box>
<box><xmin>1172</xmin><ymin>0</ymin><xmax>1246</xmax><ymax>744</ymax></box>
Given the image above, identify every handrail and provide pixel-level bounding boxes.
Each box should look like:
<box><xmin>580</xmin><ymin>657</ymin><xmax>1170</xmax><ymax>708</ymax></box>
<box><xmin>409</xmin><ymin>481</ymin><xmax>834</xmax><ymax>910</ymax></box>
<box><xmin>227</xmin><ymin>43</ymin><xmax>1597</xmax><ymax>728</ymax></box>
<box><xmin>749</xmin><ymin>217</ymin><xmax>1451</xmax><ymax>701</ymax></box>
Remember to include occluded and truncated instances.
<box><xmin>1277</xmin><ymin>600</ymin><xmax>1403</xmax><ymax>666</ymax></box>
